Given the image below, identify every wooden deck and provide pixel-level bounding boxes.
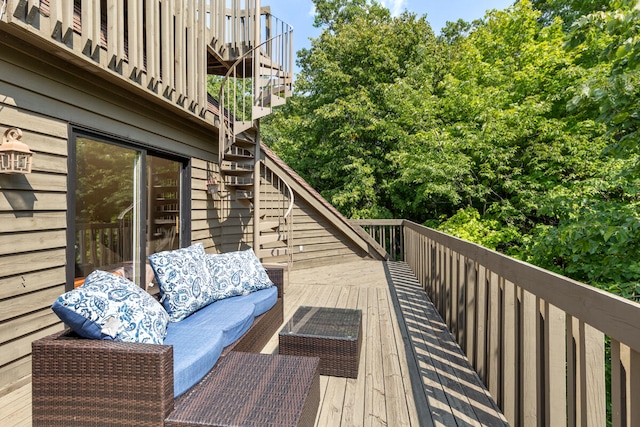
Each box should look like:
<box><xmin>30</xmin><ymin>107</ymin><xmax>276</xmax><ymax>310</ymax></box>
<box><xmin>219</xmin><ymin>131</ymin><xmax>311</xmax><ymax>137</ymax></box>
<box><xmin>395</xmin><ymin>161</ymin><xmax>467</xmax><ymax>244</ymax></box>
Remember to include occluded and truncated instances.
<box><xmin>0</xmin><ymin>259</ymin><xmax>507</xmax><ymax>426</ymax></box>
<box><xmin>262</xmin><ymin>259</ymin><xmax>508</xmax><ymax>426</ymax></box>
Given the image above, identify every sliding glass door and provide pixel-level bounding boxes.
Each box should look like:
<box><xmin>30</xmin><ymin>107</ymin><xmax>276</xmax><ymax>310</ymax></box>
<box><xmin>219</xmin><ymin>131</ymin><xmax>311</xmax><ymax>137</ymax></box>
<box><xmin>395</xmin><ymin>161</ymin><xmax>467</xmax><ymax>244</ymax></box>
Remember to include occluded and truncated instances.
<box><xmin>72</xmin><ymin>134</ymin><xmax>186</xmax><ymax>290</ymax></box>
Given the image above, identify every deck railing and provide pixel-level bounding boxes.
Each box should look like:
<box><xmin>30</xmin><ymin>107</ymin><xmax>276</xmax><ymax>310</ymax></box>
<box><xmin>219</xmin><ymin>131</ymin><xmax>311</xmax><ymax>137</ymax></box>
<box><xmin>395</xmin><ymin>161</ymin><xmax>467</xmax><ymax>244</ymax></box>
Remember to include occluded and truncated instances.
<box><xmin>350</xmin><ymin>219</ymin><xmax>404</xmax><ymax>261</ymax></box>
<box><xmin>354</xmin><ymin>219</ymin><xmax>640</xmax><ymax>426</ymax></box>
<box><xmin>3</xmin><ymin>0</ymin><xmax>280</xmax><ymax>121</ymax></box>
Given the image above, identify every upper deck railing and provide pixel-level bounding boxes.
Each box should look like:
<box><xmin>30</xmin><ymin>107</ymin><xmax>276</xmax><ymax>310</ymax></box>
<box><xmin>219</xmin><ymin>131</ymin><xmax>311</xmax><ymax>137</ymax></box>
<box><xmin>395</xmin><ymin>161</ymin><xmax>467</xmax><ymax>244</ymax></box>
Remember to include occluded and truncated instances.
<box><xmin>353</xmin><ymin>219</ymin><xmax>640</xmax><ymax>426</ymax></box>
<box><xmin>1</xmin><ymin>0</ymin><xmax>283</xmax><ymax>122</ymax></box>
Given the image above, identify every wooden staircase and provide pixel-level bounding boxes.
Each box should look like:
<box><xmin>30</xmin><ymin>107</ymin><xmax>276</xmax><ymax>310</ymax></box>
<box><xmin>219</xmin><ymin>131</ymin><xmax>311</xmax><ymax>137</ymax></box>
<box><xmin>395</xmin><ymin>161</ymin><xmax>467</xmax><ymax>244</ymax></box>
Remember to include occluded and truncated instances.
<box><xmin>213</xmin><ymin>3</ymin><xmax>293</xmax><ymax>263</ymax></box>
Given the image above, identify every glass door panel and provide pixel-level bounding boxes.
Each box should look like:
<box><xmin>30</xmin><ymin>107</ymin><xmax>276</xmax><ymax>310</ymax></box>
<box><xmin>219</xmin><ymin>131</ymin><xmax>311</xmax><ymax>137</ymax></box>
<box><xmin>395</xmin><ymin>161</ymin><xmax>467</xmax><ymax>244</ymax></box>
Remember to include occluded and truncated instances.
<box><xmin>147</xmin><ymin>155</ymin><xmax>181</xmax><ymax>257</ymax></box>
<box><xmin>74</xmin><ymin>137</ymin><xmax>184</xmax><ymax>290</ymax></box>
<box><xmin>75</xmin><ymin>138</ymin><xmax>141</xmax><ymax>286</ymax></box>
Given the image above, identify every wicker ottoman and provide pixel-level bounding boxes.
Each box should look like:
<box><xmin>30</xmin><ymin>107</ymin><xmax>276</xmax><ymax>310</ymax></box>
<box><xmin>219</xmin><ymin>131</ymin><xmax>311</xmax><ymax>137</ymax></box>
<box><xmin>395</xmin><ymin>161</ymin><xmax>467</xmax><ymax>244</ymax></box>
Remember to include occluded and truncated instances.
<box><xmin>165</xmin><ymin>352</ymin><xmax>320</xmax><ymax>427</ymax></box>
<box><xmin>279</xmin><ymin>306</ymin><xmax>363</xmax><ymax>378</ymax></box>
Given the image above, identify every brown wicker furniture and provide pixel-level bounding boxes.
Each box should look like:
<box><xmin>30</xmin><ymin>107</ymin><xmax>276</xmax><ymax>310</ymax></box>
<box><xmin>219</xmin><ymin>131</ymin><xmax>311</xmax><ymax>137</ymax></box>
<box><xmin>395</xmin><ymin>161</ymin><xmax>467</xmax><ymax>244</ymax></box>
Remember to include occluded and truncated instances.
<box><xmin>32</xmin><ymin>268</ymin><xmax>285</xmax><ymax>427</ymax></box>
<box><xmin>279</xmin><ymin>306</ymin><xmax>363</xmax><ymax>378</ymax></box>
<box><xmin>165</xmin><ymin>352</ymin><xmax>320</xmax><ymax>427</ymax></box>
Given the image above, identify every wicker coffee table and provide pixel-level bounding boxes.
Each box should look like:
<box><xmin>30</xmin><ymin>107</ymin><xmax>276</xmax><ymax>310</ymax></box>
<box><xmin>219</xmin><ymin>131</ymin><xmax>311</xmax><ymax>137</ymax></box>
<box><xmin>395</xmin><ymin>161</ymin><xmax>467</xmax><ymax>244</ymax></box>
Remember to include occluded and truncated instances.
<box><xmin>279</xmin><ymin>306</ymin><xmax>363</xmax><ymax>378</ymax></box>
<box><xmin>165</xmin><ymin>352</ymin><xmax>320</xmax><ymax>427</ymax></box>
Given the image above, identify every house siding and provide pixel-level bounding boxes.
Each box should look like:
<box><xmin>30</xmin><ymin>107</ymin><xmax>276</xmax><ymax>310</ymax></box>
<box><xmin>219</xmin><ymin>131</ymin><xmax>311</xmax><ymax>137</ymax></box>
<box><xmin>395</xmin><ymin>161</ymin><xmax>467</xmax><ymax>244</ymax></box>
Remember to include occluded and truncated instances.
<box><xmin>191</xmin><ymin>158</ymin><xmax>254</xmax><ymax>253</ymax></box>
<box><xmin>0</xmin><ymin>37</ymin><xmax>248</xmax><ymax>395</ymax></box>
<box><xmin>0</xmin><ymin>86</ymin><xmax>69</xmax><ymax>391</ymax></box>
<box><xmin>290</xmin><ymin>200</ymin><xmax>369</xmax><ymax>269</ymax></box>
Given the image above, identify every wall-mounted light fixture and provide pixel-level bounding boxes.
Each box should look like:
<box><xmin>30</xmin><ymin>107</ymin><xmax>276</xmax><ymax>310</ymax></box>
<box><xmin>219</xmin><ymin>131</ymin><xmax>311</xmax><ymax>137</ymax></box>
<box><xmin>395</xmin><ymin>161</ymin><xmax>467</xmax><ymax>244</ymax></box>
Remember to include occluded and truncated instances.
<box><xmin>0</xmin><ymin>128</ymin><xmax>33</xmax><ymax>174</ymax></box>
<box><xmin>207</xmin><ymin>176</ymin><xmax>219</xmax><ymax>196</ymax></box>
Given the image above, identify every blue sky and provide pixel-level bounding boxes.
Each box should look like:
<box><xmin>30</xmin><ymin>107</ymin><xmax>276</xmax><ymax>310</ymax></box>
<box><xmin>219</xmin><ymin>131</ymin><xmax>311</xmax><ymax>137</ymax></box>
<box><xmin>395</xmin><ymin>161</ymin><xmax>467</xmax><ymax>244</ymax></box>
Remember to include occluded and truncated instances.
<box><xmin>266</xmin><ymin>0</ymin><xmax>515</xmax><ymax>63</ymax></box>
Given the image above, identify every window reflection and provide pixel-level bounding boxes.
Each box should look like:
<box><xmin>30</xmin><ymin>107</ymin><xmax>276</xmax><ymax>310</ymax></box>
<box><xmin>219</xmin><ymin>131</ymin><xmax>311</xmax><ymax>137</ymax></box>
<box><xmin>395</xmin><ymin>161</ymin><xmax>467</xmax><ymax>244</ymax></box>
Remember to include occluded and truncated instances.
<box><xmin>75</xmin><ymin>138</ymin><xmax>181</xmax><ymax>290</ymax></box>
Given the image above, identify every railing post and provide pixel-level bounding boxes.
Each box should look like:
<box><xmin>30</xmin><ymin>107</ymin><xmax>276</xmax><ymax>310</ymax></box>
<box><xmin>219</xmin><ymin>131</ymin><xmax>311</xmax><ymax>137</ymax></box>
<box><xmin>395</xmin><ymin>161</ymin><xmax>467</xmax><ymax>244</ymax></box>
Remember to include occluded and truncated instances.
<box><xmin>253</xmin><ymin>155</ymin><xmax>261</xmax><ymax>251</ymax></box>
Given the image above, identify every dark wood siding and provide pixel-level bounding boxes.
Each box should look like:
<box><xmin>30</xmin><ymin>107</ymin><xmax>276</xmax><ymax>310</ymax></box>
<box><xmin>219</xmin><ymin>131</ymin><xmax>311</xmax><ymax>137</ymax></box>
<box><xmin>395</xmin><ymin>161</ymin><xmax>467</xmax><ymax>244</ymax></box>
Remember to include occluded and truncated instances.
<box><xmin>0</xmin><ymin>106</ymin><xmax>68</xmax><ymax>393</ymax></box>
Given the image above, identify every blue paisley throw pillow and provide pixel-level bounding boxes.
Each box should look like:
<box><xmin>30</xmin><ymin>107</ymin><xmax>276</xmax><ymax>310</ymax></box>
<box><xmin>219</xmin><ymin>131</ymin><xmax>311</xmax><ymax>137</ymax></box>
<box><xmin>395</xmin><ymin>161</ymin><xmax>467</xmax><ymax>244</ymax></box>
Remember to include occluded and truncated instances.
<box><xmin>51</xmin><ymin>270</ymin><xmax>169</xmax><ymax>344</ymax></box>
<box><xmin>148</xmin><ymin>243</ymin><xmax>214</xmax><ymax>322</ymax></box>
<box><xmin>206</xmin><ymin>248</ymin><xmax>273</xmax><ymax>298</ymax></box>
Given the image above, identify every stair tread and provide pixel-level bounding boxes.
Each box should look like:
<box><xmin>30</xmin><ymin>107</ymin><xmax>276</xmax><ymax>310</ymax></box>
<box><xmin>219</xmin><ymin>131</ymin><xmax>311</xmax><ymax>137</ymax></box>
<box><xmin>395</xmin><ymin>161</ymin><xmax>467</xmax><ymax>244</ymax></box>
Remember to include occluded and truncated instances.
<box><xmin>259</xmin><ymin>220</ymin><xmax>280</xmax><ymax>231</ymax></box>
<box><xmin>260</xmin><ymin>233</ymin><xmax>288</xmax><ymax>245</ymax></box>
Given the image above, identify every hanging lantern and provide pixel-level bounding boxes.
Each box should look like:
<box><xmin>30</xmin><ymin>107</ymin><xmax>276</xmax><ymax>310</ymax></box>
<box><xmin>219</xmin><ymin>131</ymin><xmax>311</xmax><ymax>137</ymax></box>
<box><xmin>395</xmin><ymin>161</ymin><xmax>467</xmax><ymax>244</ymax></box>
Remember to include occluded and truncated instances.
<box><xmin>207</xmin><ymin>176</ymin><xmax>220</xmax><ymax>195</ymax></box>
<box><xmin>0</xmin><ymin>128</ymin><xmax>33</xmax><ymax>174</ymax></box>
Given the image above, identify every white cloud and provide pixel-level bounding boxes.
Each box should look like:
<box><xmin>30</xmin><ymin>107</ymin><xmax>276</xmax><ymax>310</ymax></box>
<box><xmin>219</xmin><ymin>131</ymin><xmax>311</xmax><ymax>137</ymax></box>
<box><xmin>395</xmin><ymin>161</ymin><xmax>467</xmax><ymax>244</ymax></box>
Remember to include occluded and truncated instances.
<box><xmin>380</xmin><ymin>0</ymin><xmax>407</xmax><ymax>17</ymax></box>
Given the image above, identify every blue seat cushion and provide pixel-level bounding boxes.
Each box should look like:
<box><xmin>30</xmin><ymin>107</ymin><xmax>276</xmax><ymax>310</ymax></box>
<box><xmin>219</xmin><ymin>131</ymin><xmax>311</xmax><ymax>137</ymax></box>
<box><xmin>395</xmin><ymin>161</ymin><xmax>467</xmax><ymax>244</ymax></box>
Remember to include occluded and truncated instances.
<box><xmin>222</xmin><ymin>287</ymin><xmax>277</xmax><ymax>317</ymax></box>
<box><xmin>164</xmin><ymin>326</ymin><xmax>224</xmax><ymax>397</ymax></box>
<box><xmin>176</xmin><ymin>298</ymin><xmax>256</xmax><ymax>347</ymax></box>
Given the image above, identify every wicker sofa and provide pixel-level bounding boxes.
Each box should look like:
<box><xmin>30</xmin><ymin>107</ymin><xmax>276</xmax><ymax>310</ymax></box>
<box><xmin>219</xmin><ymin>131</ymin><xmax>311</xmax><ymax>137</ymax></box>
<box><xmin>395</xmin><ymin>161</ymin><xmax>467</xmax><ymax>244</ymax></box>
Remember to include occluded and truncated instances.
<box><xmin>31</xmin><ymin>267</ymin><xmax>284</xmax><ymax>426</ymax></box>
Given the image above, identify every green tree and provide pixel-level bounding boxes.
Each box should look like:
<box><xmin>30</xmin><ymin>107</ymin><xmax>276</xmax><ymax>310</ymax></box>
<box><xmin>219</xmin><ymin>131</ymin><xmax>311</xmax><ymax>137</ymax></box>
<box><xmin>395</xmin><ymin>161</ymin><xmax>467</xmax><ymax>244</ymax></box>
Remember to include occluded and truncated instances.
<box><xmin>262</xmin><ymin>0</ymin><xmax>640</xmax><ymax>299</ymax></box>
<box><xmin>265</xmin><ymin>0</ymin><xmax>439</xmax><ymax>218</ymax></box>
<box><xmin>566</xmin><ymin>0</ymin><xmax>640</xmax><ymax>169</ymax></box>
<box><xmin>531</xmin><ymin>0</ymin><xmax>611</xmax><ymax>28</ymax></box>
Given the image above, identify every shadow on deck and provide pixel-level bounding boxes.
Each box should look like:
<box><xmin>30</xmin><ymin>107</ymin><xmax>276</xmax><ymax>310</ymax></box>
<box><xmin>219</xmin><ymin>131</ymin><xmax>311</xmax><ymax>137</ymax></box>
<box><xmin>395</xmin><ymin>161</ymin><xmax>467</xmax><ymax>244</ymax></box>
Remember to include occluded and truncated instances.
<box><xmin>385</xmin><ymin>261</ymin><xmax>508</xmax><ymax>426</ymax></box>
<box><xmin>265</xmin><ymin>259</ymin><xmax>508</xmax><ymax>426</ymax></box>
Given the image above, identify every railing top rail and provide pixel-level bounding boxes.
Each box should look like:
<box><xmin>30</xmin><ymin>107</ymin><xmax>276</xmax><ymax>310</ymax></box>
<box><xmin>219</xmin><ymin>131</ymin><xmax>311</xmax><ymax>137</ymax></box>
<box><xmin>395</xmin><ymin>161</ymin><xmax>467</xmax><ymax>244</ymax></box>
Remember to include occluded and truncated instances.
<box><xmin>350</xmin><ymin>219</ymin><xmax>404</xmax><ymax>226</ymax></box>
<box><xmin>403</xmin><ymin>219</ymin><xmax>640</xmax><ymax>352</ymax></box>
<box><xmin>282</xmin><ymin>176</ymin><xmax>295</xmax><ymax>221</ymax></box>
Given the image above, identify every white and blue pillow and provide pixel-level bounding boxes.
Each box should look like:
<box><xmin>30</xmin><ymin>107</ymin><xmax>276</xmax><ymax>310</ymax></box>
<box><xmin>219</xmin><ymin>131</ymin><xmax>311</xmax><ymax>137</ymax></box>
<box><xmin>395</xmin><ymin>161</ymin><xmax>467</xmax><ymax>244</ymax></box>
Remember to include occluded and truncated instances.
<box><xmin>51</xmin><ymin>270</ymin><xmax>169</xmax><ymax>344</ymax></box>
<box><xmin>206</xmin><ymin>248</ymin><xmax>273</xmax><ymax>296</ymax></box>
<box><xmin>148</xmin><ymin>243</ymin><xmax>214</xmax><ymax>322</ymax></box>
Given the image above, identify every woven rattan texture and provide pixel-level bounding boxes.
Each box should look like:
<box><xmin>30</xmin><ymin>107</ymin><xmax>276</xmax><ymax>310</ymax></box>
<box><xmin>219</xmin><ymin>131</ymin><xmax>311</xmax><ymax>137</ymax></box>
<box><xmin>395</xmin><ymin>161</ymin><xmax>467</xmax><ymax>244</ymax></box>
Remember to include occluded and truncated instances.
<box><xmin>166</xmin><ymin>352</ymin><xmax>320</xmax><ymax>427</ymax></box>
<box><xmin>32</xmin><ymin>331</ymin><xmax>175</xmax><ymax>426</ymax></box>
<box><xmin>279</xmin><ymin>307</ymin><xmax>363</xmax><ymax>378</ymax></box>
<box><xmin>265</xmin><ymin>268</ymin><xmax>284</xmax><ymax>298</ymax></box>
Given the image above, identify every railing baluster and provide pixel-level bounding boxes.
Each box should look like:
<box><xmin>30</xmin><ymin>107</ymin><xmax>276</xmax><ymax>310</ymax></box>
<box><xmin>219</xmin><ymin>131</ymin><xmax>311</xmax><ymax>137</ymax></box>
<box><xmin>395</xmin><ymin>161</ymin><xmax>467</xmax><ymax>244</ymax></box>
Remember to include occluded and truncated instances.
<box><xmin>457</xmin><ymin>252</ymin><xmax>466</xmax><ymax>345</ymax></box>
<box><xmin>544</xmin><ymin>302</ymin><xmax>566</xmax><ymax>425</ymax></box>
<box><xmin>521</xmin><ymin>289</ymin><xmax>539</xmax><ymax>425</ymax></box>
<box><xmin>161</xmin><ymin>0</ymin><xmax>175</xmax><ymax>99</ymax></box>
<box><xmin>627</xmin><ymin>346</ymin><xmax>640</xmax><ymax>424</ymax></box>
<box><xmin>584</xmin><ymin>323</ymin><xmax>606</xmax><ymax>426</ymax></box>
<box><xmin>465</xmin><ymin>258</ymin><xmax>476</xmax><ymax>365</ymax></box>
<box><xmin>613</xmin><ymin>341</ymin><xmax>640</xmax><ymax>426</ymax></box>
<box><xmin>487</xmin><ymin>271</ymin><xmax>501</xmax><ymax>401</ymax></box>
<box><xmin>106</xmin><ymin>0</ymin><xmax>119</xmax><ymax>70</ymax></box>
<box><xmin>439</xmin><ymin>242</ymin><xmax>447</xmax><ymax>318</ymax></box>
<box><xmin>567</xmin><ymin>315</ymin><xmax>578</xmax><ymax>426</ymax></box>
<box><xmin>444</xmin><ymin>246</ymin><xmax>452</xmax><ymax>329</ymax></box>
<box><xmin>503</xmin><ymin>279</ymin><xmax>517</xmax><ymax>425</ymax></box>
<box><xmin>611</xmin><ymin>339</ymin><xmax>623</xmax><ymax>427</ymax></box>
<box><xmin>450</xmin><ymin>251</ymin><xmax>459</xmax><ymax>338</ymax></box>
<box><xmin>476</xmin><ymin>265</ymin><xmax>488</xmax><ymax>383</ymax></box>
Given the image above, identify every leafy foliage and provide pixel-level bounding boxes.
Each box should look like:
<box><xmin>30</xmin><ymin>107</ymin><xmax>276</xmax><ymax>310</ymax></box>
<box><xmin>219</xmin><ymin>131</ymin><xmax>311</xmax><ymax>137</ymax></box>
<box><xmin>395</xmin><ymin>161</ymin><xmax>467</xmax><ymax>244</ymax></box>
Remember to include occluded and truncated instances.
<box><xmin>566</xmin><ymin>0</ymin><xmax>640</xmax><ymax>169</ymax></box>
<box><xmin>262</xmin><ymin>0</ymin><xmax>640</xmax><ymax>298</ymax></box>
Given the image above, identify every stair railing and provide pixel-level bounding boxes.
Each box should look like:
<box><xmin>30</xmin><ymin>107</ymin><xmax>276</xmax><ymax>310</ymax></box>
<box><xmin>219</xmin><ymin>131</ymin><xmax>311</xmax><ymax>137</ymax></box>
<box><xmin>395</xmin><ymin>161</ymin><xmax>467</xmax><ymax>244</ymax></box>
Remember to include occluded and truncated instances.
<box><xmin>217</xmin><ymin>12</ymin><xmax>292</xmax><ymax>166</ymax></box>
<box><xmin>258</xmin><ymin>162</ymin><xmax>294</xmax><ymax>266</ymax></box>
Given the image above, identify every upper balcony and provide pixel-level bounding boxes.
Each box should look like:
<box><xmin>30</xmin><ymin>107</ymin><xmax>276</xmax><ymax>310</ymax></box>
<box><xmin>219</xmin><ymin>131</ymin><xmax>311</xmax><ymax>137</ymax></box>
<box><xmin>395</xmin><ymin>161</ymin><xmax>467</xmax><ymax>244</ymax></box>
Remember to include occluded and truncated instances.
<box><xmin>1</xmin><ymin>0</ymin><xmax>292</xmax><ymax>124</ymax></box>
